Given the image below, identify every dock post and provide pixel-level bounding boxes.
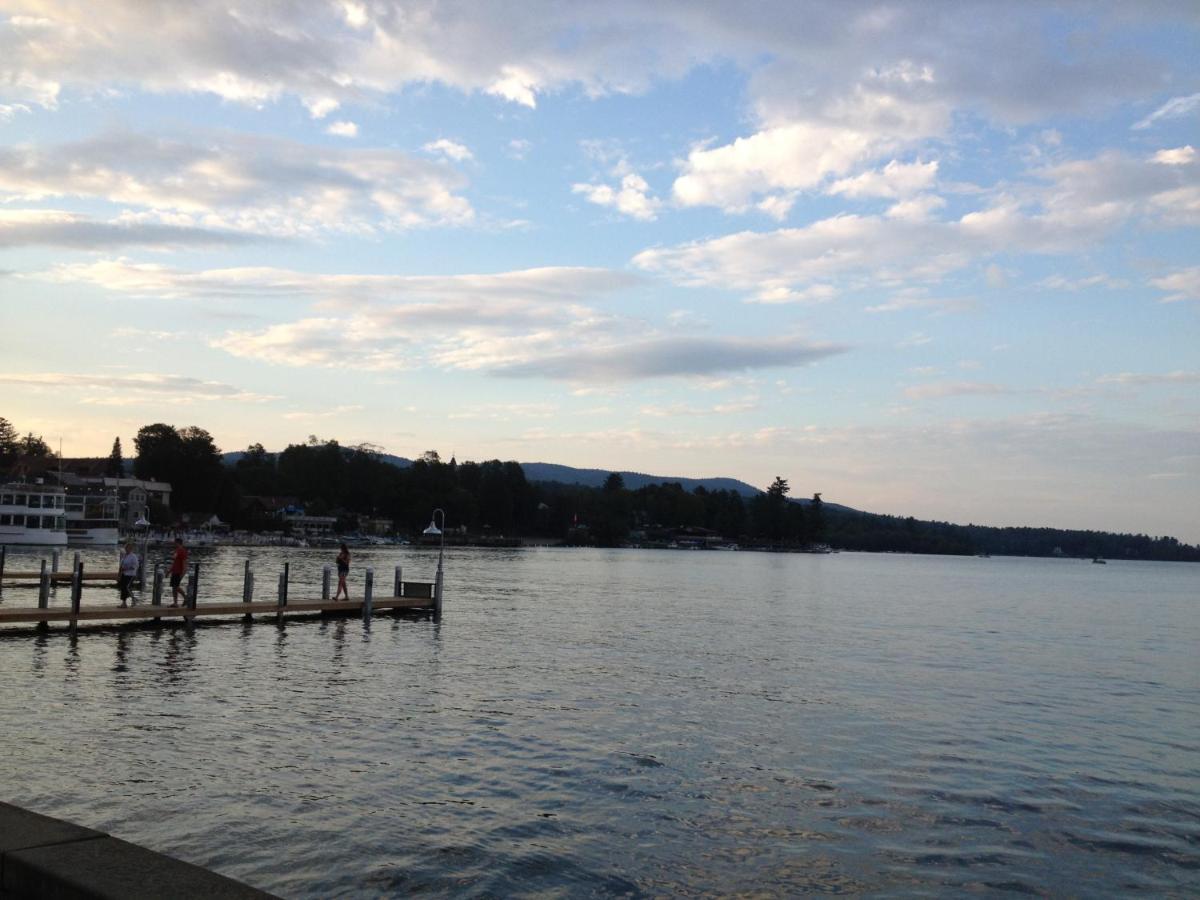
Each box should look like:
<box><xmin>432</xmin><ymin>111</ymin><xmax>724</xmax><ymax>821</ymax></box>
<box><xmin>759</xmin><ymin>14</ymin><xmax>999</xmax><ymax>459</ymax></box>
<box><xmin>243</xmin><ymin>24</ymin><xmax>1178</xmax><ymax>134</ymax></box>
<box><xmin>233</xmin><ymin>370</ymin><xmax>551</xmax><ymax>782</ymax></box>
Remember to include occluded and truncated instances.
<box><xmin>282</xmin><ymin>562</ymin><xmax>290</xmax><ymax>605</ymax></box>
<box><xmin>0</xmin><ymin>544</ymin><xmax>5</xmax><ymax>595</ymax></box>
<box><xmin>434</xmin><ymin>567</ymin><xmax>443</xmax><ymax>620</ymax></box>
<box><xmin>363</xmin><ymin>568</ymin><xmax>374</xmax><ymax>624</ymax></box>
<box><xmin>187</xmin><ymin>562</ymin><xmax>199</xmax><ymax>610</ymax></box>
<box><xmin>73</xmin><ymin>551</ymin><xmax>80</xmax><ymax>573</ymax></box>
<box><xmin>244</xmin><ymin>572</ymin><xmax>254</xmax><ymax>622</ymax></box>
<box><xmin>51</xmin><ymin>549</ymin><xmax>60</xmax><ymax>574</ymax></box>
<box><xmin>137</xmin><ymin>546</ymin><xmax>146</xmax><ymax>590</ymax></box>
<box><xmin>322</xmin><ymin>565</ymin><xmax>331</xmax><ymax>600</ymax></box>
<box><xmin>151</xmin><ymin>565</ymin><xmax>163</xmax><ymax>623</ymax></box>
<box><xmin>276</xmin><ymin>569</ymin><xmax>286</xmax><ymax>624</ymax></box>
<box><xmin>36</xmin><ymin>560</ymin><xmax>49</xmax><ymax>632</ymax></box>
<box><xmin>38</xmin><ymin>560</ymin><xmax>49</xmax><ymax>608</ymax></box>
<box><xmin>393</xmin><ymin>565</ymin><xmax>401</xmax><ymax>598</ymax></box>
<box><xmin>70</xmin><ymin>562</ymin><xmax>83</xmax><ymax>631</ymax></box>
<box><xmin>242</xmin><ymin>560</ymin><xmax>251</xmax><ymax>601</ymax></box>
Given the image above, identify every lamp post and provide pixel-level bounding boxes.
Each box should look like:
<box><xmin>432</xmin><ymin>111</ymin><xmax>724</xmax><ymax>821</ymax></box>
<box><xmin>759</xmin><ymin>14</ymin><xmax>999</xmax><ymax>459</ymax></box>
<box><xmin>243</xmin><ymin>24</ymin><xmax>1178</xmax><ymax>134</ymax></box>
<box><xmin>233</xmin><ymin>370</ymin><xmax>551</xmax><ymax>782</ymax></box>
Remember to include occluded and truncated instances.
<box><xmin>423</xmin><ymin>508</ymin><xmax>445</xmax><ymax>618</ymax></box>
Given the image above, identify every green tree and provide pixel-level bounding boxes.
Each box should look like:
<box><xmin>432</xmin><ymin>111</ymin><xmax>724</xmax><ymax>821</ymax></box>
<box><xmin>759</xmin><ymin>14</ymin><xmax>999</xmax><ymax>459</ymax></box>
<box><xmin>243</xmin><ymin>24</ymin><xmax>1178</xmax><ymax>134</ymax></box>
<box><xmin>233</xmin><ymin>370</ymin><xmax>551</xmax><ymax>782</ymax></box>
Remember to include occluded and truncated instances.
<box><xmin>18</xmin><ymin>433</ymin><xmax>53</xmax><ymax>458</ymax></box>
<box><xmin>106</xmin><ymin>437</ymin><xmax>124</xmax><ymax>477</ymax></box>
<box><xmin>0</xmin><ymin>417</ymin><xmax>19</xmax><ymax>470</ymax></box>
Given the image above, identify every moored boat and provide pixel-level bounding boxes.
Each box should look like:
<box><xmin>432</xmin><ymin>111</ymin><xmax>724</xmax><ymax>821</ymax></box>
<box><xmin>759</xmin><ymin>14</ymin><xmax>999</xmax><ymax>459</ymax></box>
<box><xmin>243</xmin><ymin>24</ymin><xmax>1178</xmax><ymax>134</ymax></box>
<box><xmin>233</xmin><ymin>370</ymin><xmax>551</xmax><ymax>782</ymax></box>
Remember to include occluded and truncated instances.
<box><xmin>0</xmin><ymin>481</ymin><xmax>68</xmax><ymax>546</ymax></box>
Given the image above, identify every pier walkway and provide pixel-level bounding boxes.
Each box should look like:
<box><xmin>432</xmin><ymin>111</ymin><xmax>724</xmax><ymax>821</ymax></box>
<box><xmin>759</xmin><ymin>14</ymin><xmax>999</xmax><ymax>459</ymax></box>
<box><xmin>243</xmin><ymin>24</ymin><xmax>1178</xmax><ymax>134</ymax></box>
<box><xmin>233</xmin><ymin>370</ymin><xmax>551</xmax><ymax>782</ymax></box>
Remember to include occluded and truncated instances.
<box><xmin>0</xmin><ymin>553</ymin><xmax>443</xmax><ymax>633</ymax></box>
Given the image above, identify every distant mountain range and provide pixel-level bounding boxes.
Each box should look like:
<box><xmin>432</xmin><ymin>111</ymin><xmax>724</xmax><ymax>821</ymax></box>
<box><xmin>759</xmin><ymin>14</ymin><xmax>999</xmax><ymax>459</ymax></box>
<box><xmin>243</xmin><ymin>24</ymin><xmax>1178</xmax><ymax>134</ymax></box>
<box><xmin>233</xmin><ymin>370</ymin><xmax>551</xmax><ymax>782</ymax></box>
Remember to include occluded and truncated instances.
<box><xmin>221</xmin><ymin>450</ymin><xmax>844</xmax><ymax>504</ymax></box>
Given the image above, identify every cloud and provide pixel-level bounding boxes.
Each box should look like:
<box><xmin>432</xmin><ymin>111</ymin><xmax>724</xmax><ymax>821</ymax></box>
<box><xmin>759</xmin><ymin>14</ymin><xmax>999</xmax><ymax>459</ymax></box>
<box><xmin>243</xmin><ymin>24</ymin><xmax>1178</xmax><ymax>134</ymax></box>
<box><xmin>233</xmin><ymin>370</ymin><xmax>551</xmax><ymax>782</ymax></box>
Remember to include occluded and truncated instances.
<box><xmin>639</xmin><ymin>399</ymin><xmax>760</xmax><ymax>417</ymax></box>
<box><xmin>40</xmin><ymin>258</ymin><xmax>638</xmax><ymax>304</ymax></box>
<box><xmin>572</xmin><ymin>172</ymin><xmax>661</xmax><ymax>221</ymax></box>
<box><xmin>864</xmin><ymin>291</ymin><xmax>976</xmax><ymax>314</ymax></box>
<box><xmin>423</xmin><ymin>139</ymin><xmax>474</xmax><ymax>162</ymax></box>
<box><xmin>903</xmin><ymin>381</ymin><xmax>1015</xmax><ymax>400</ymax></box>
<box><xmin>1133</xmin><ymin>92</ymin><xmax>1200</xmax><ymax>130</ymax></box>
<box><xmin>0</xmin><ymin>208</ymin><xmax>260</xmax><ymax>250</ymax></box>
<box><xmin>1150</xmin><ymin>267</ymin><xmax>1200</xmax><ymax>302</ymax></box>
<box><xmin>0</xmin><ymin>131</ymin><xmax>474</xmax><ymax>236</ymax></box>
<box><xmin>1036</xmin><ymin>273</ymin><xmax>1129</xmax><ymax>291</ymax></box>
<box><xmin>1097</xmin><ymin>371</ymin><xmax>1200</xmax><ymax>386</ymax></box>
<box><xmin>0</xmin><ymin>372</ymin><xmax>276</xmax><ymax>404</ymax></box>
<box><xmin>1153</xmin><ymin>145</ymin><xmax>1196</xmax><ymax>166</ymax></box>
<box><xmin>638</xmin><ymin>148</ymin><xmax>1200</xmax><ymax>298</ymax></box>
<box><xmin>828</xmin><ymin>160</ymin><xmax>938</xmax><ymax>199</ymax></box>
<box><xmin>491</xmin><ymin>335</ymin><xmax>847</xmax><ymax>381</ymax></box>
<box><xmin>325</xmin><ymin>120</ymin><xmax>358</xmax><ymax>138</ymax></box>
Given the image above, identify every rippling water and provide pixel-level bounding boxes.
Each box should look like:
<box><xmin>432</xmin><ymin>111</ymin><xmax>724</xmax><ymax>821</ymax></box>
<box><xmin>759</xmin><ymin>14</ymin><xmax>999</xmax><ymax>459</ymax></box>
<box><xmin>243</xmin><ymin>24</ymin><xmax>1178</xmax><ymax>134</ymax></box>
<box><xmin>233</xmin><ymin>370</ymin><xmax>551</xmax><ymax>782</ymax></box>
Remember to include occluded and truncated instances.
<box><xmin>1</xmin><ymin>546</ymin><xmax>1197</xmax><ymax>896</ymax></box>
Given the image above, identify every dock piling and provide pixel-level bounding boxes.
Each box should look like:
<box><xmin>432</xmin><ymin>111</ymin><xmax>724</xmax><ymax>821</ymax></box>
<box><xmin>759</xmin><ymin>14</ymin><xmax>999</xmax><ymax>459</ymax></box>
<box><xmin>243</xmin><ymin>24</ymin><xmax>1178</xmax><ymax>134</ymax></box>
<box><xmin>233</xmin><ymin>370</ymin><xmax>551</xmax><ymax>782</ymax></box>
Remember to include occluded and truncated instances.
<box><xmin>363</xmin><ymin>568</ymin><xmax>374</xmax><ymax>624</ymax></box>
<box><xmin>242</xmin><ymin>560</ymin><xmax>251</xmax><ymax>602</ymax></box>
<box><xmin>0</xmin><ymin>544</ymin><xmax>6</xmax><ymax>595</ymax></box>
<box><xmin>51</xmin><ymin>549</ymin><xmax>60</xmax><ymax>574</ymax></box>
<box><xmin>151</xmin><ymin>566</ymin><xmax>163</xmax><ymax>606</ymax></box>
<box><xmin>434</xmin><ymin>568</ymin><xmax>443</xmax><ymax>621</ymax></box>
<box><xmin>70</xmin><ymin>562</ymin><xmax>83</xmax><ymax>631</ymax></box>
<box><xmin>322</xmin><ymin>566</ymin><xmax>331</xmax><ymax>601</ymax></box>
<box><xmin>394</xmin><ymin>565</ymin><xmax>401</xmax><ymax>598</ymax></box>
<box><xmin>276</xmin><ymin>569</ymin><xmax>286</xmax><ymax>624</ymax></box>
<box><xmin>282</xmin><ymin>562</ymin><xmax>290</xmax><ymax>605</ymax></box>
<box><xmin>187</xmin><ymin>563</ymin><xmax>199</xmax><ymax>610</ymax></box>
<box><xmin>37</xmin><ymin>560</ymin><xmax>49</xmax><ymax>609</ymax></box>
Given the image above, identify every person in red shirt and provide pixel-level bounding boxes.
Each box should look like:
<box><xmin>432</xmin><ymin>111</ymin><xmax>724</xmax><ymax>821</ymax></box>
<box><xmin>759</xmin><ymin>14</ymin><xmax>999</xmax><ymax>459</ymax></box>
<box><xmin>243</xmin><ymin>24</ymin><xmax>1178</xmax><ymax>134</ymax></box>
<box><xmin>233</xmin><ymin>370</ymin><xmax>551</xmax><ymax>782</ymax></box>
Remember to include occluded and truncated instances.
<box><xmin>169</xmin><ymin>537</ymin><xmax>188</xmax><ymax>606</ymax></box>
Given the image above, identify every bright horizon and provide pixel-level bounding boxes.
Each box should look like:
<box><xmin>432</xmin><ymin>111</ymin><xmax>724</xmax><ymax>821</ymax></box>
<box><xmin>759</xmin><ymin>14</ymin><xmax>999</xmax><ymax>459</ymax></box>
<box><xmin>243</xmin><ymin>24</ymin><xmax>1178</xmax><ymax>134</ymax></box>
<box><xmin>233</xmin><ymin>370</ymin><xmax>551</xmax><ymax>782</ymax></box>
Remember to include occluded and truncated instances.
<box><xmin>1</xmin><ymin>2</ymin><xmax>1197</xmax><ymax>541</ymax></box>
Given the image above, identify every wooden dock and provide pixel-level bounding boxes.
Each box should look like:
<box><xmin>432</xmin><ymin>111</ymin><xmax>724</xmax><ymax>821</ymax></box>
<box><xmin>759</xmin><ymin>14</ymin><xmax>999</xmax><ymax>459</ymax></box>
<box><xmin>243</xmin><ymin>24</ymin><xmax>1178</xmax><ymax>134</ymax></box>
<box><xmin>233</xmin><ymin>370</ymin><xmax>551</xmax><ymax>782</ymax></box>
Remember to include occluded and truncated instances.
<box><xmin>0</xmin><ymin>594</ymin><xmax>435</xmax><ymax>627</ymax></box>
<box><xmin>0</xmin><ymin>554</ymin><xmax>444</xmax><ymax>632</ymax></box>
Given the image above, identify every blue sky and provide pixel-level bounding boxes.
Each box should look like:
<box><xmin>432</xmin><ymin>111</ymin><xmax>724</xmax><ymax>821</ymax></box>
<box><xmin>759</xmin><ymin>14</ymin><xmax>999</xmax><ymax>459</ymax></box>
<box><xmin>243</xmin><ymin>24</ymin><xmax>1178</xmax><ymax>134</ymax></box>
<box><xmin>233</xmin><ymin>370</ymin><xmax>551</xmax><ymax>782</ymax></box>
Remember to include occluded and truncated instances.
<box><xmin>1</xmin><ymin>1</ymin><xmax>1197</xmax><ymax>540</ymax></box>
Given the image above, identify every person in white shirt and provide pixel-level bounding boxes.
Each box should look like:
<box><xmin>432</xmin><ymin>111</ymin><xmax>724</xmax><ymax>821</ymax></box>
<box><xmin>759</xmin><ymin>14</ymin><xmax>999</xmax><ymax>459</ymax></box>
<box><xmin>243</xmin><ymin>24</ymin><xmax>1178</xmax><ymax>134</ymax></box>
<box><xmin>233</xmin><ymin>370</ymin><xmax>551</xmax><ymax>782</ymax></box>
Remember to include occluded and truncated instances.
<box><xmin>118</xmin><ymin>542</ymin><xmax>139</xmax><ymax>606</ymax></box>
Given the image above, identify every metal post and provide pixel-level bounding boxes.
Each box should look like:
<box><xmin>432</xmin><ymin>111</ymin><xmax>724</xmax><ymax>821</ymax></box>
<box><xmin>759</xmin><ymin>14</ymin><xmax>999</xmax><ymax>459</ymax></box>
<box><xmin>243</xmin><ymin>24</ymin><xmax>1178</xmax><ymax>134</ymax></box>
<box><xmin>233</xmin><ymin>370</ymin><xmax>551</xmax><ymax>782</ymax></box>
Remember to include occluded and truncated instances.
<box><xmin>0</xmin><ymin>544</ymin><xmax>5</xmax><ymax>595</ymax></box>
<box><xmin>73</xmin><ymin>551</ymin><xmax>80</xmax><ymax>573</ymax></box>
<box><xmin>51</xmin><ymin>549</ymin><xmax>60</xmax><ymax>574</ymax></box>
<box><xmin>152</xmin><ymin>565</ymin><xmax>163</xmax><ymax>606</ymax></box>
<box><xmin>394</xmin><ymin>565</ymin><xmax>402</xmax><ymax>598</ymax></box>
<box><xmin>282</xmin><ymin>562</ymin><xmax>290</xmax><ymax>605</ymax></box>
<box><xmin>322</xmin><ymin>565</ymin><xmax>331</xmax><ymax>600</ymax></box>
<box><xmin>187</xmin><ymin>562</ymin><xmax>199</xmax><ymax>610</ymax></box>
<box><xmin>243</xmin><ymin>560</ymin><xmax>251</xmax><ymax>602</ymax></box>
<box><xmin>362</xmin><ymin>567</ymin><xmax>374</xmax><ymax>624</ymax></box>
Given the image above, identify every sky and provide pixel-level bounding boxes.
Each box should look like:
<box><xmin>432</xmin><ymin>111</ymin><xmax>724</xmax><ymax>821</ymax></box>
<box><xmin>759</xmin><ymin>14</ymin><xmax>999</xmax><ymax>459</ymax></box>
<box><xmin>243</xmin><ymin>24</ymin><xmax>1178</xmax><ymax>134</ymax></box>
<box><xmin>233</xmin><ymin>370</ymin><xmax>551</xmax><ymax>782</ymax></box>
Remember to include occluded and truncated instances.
<box><xmin>0</xmin><ymin>1</ymin><xmax>1198</xmax><ymax>541</ymax></box>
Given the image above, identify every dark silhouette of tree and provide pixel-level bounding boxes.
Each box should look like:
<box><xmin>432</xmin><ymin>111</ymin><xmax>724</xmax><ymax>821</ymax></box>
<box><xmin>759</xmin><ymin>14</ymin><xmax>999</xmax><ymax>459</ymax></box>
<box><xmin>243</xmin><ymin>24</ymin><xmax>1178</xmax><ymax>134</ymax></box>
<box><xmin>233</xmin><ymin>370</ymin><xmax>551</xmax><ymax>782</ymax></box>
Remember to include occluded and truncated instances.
<box><xmin>19</xmin><ymin>433</ymin><xmax>53</xmax><ymax>458</ymax></box>
<box><xmin>106</xmin><ymin>437</ymin><xmax>124</xmax><ymax>477</ymax></box>
<box><xmin>0</xmin><ymin>417</ymin><xmax>19</xmax><ymax>470</ymax></box>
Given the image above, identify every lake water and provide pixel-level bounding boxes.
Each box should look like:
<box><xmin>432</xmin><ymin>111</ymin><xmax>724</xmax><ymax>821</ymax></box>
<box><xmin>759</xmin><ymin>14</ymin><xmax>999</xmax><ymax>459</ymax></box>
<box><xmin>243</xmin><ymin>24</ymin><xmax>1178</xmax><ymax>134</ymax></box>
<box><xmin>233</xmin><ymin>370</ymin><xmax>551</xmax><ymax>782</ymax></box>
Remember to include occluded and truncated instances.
<box><xmin>1</xmin><ymin>546</ymin><xmax>1197</xmax><ymax>897</ymax></box>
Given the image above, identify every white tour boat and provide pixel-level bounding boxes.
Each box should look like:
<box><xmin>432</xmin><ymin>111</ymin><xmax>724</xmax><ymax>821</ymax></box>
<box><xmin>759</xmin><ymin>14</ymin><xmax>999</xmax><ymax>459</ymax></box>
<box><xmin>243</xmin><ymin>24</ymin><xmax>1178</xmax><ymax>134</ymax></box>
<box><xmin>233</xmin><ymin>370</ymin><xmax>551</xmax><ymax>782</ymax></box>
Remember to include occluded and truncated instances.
<box><xmin>0</xmin><ymin>481</ymin><xmax>68</xmax><ymax>546</ymax></box>
<box><xmin>64</xmin><ymin>490</ymin><xmax>121</xmax><ymax>547</ymax></box>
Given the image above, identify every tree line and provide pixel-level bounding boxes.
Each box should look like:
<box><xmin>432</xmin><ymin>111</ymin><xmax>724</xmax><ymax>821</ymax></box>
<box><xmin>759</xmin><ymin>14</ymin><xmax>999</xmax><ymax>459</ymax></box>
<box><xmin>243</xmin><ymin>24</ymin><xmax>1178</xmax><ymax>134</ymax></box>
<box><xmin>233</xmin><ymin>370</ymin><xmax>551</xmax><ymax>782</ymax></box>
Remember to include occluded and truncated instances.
<box><xmin>2</xmin><ymin>416</ymin><xmax>1197</xmax><ymax>560</ymax></box>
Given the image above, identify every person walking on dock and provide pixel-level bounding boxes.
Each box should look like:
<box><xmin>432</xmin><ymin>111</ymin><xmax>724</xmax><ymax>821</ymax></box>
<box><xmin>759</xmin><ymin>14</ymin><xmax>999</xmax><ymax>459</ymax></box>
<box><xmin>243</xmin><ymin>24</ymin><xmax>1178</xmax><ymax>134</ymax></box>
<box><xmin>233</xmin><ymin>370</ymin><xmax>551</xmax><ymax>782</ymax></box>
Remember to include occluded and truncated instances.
<box><xmin>169</xmin><ymin>537</ymin><xmax>188</xmax><ymax>607</ymax></box>
<box><xmin>118</xmin><ymin>542</ymin><xmax>139</xmax><ymax>606</ymax></box>
<box><xmin>335</xmin><ymin>543</ymin><xmax>350</xmax><ymax>600</ymax></box>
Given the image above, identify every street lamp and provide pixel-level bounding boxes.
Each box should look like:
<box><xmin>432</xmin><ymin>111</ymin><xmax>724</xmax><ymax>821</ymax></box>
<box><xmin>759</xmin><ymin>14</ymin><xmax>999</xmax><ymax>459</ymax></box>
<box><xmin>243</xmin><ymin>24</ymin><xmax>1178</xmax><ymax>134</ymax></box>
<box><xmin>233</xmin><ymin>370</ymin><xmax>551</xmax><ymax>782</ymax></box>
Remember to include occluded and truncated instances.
<box><xmin>423</xmin><ymin>508</ymin><xmax>445</xmax><ymax>617</ymax></box>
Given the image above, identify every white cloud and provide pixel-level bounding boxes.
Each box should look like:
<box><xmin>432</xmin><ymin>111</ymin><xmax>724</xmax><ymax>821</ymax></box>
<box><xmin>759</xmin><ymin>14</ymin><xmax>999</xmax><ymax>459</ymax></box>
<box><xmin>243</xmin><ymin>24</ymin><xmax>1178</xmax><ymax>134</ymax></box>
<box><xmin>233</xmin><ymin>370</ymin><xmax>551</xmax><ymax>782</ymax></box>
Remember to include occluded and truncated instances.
<box><xmin>1133</xmin><ymin>93</ymin><xmax>1200</xmax><ymax>130</ymax></box>
<box><xmin>1037</xmin><ymin>273</ymin><xmax>1129</xmax><ymax>291</ymax></box>
<box><xmin>1153</xmin><ymin>145</ymin><xmax>1196</xmax><ymax>166</ymax></box>
<box><xmin>638</xmin><ymin>148</ymin><xmax>1200</xmax><ymax>299</ymax></box>
<box><xmin>0</xmin><ymin>208</ymin><xmax>258</xmax><ymax>250</ymax></box>
<box><xmin>0</xmin><ymin>132</ymin><xmax>475</xmax><ymax>237</ymax></box>
<box><xmin>0</xmin><ymin>372</ymin><xmax>276</xmax><ymax>404</ymax></box>
<box><xmin>1097</xmin><ymin>371</ymin><xmax>1200</xmax><ymax>386</ymax></box>
<box><xmin>423</xmin><ymin>138</ymin><xmax>474</xmax><ymax>162</ymax></box>
<box><xmin>325</xmin><ymin>120</ymin><xmax>359</xmax><ymax>138</ymax></box>
<box><xmin>828</xmin><ymin>159</ymin><xmax>938</xmax><ymax>199</ymax></box>
<box><xmin>573</xmin><ymin>172</ymin><xmax>661</xmax><ymax>221</ymax></box>
<box><xmin>1150</xmin><ymin>267</ymin><xmax>1200</xmax><ymax>302</ymax></box>
<box><xmin>507</xmin><ymin>139</ymin><xmax>533</xmax><ymax>160</ymax></box>
<box><xmin>904</xmin><ymin>381</ymin><xmax>1015</xmax><ymax>400</ymax></box>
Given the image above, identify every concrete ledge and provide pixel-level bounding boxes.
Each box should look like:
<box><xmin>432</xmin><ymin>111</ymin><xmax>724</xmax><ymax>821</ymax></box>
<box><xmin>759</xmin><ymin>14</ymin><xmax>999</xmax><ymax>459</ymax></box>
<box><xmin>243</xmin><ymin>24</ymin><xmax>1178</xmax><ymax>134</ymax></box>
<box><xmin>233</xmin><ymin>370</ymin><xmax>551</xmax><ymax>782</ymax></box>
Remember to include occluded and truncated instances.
<box><xmin>0</xmin><ymin>802</ymin><xmax>276</xmax><ymax>899</ymax></box>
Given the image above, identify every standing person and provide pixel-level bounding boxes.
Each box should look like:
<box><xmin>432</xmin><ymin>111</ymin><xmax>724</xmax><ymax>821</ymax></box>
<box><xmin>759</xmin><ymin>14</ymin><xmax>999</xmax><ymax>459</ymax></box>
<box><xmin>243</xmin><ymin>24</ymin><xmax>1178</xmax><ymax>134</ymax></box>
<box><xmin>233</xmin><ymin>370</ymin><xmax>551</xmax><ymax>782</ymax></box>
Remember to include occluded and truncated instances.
<box><xmin>118</xmin><ymin>542</ymin><xmax>139</xmax><ymax>606</ymax></box>
<box><xmin>169</xmin><ymin>536</ymin><xmax>188</xmax><ymax>606</ymax></box>
<box><xmin>334</xmin><ymin>543</ymin><xmax>350</xmax><ymax>600</ymax></box>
